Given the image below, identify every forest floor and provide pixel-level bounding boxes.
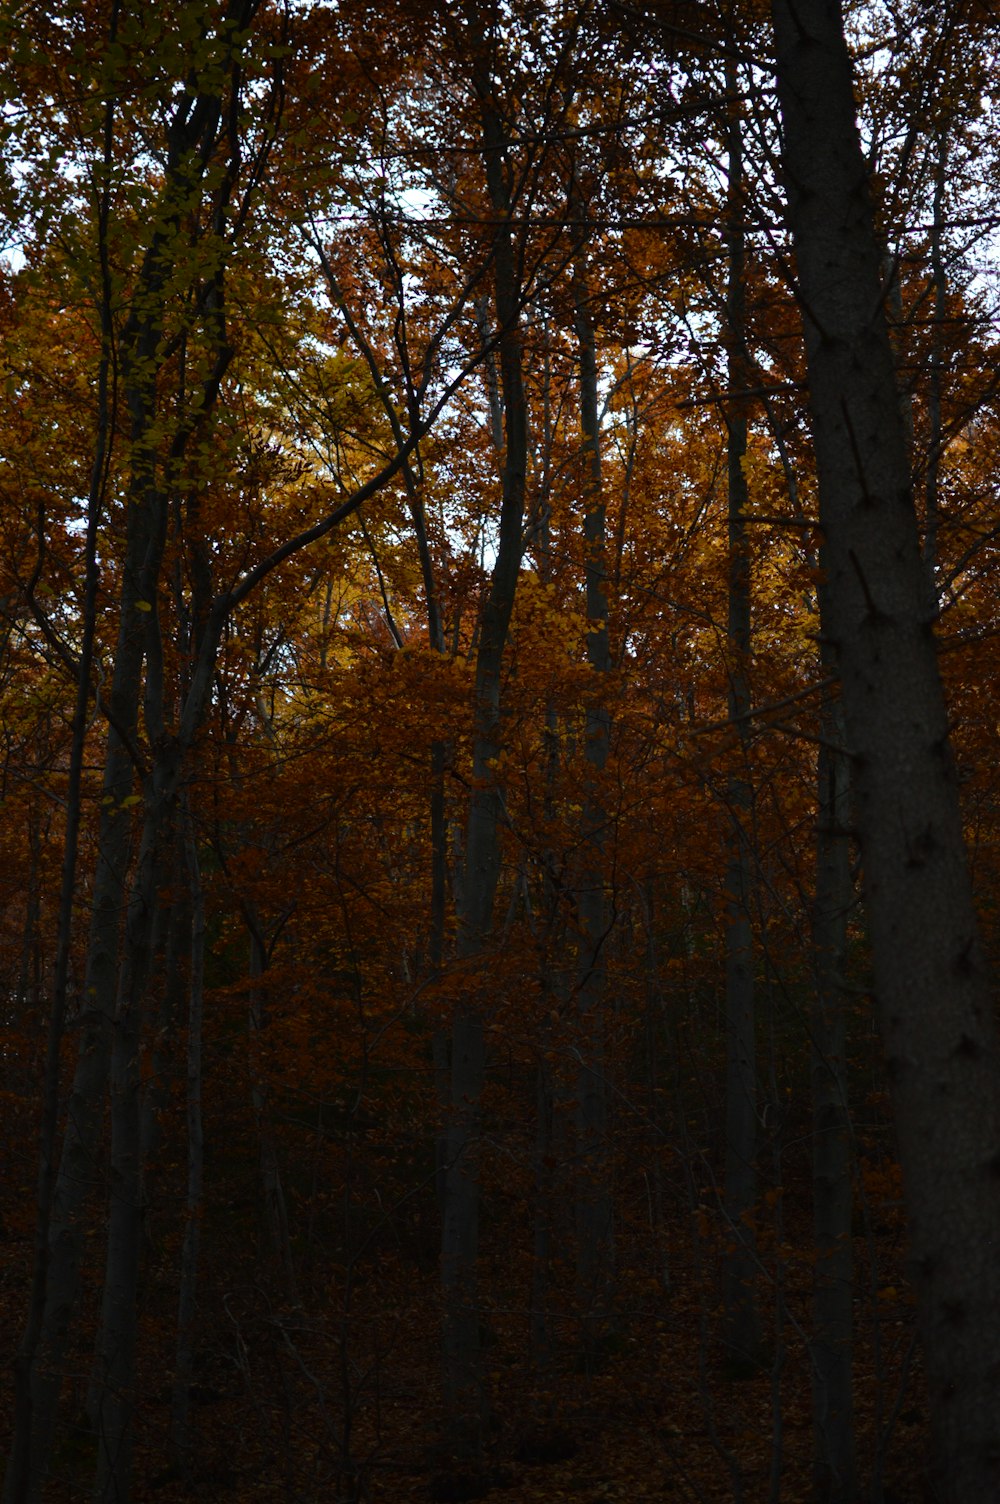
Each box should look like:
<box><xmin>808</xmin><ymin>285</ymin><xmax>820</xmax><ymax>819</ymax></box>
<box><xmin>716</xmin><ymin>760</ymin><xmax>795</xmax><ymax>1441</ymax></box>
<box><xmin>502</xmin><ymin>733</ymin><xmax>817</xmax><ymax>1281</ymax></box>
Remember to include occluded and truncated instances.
<box><xmin>0</xmin><ymin>1136</ymin><xmax>929</xmax><ymax>1504</ymax></box>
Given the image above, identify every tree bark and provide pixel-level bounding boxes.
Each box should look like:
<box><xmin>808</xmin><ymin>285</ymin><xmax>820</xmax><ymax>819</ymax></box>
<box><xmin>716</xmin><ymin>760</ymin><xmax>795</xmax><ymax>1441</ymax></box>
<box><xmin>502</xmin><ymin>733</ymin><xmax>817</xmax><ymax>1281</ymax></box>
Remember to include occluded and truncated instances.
<box><xmin>441</xmin><ymin>30</ymin><xmax>528</xmax><ymax>1448</ymax></box>
<box><xmin>923</xmin><ymin>131</ymin><xmax>947</xmax><ymax>593</ymax></box>
<box><xmin>24</xmin><ymin>372</ymin><xmax>167</xmax><ymax>1504</ymax></box>
<box><xmin>721</xmin><ymin>51</ymin><xmax>761</xmax><ymax>1372</ymax></box>
<box><xmin>571</xmin><ymin>247</ymin><xmax>614</xmax><ymax>1361</ymax></box>
<box><xmin>93</xmin><ymin>746</ymin><xmax>179</xmax><ymax>1504</ymax></box>
<box><xmin>171</xmin><ymin>792</ymin><xmax>206</xmax><ymax>1479</ymax></box>
<box><xmin>810</xmin><ymin>694</ymin><xmax>856</xmax><ymax>1503</ymax></box>
<box><xmin>15</xmin><ymin>15</ymin><xmax>260</xmax><ymax>1493</ymax></box>
<box><xmin>771</xmin><ymin>2</ymin><xmax>1000</xmax><ymax>1495</ymax></box>
<box><xmin>247</xmin><ymin>919</ymin><xmax>299</xmax><ymax>1302</ymax></box>
<box><xmin>4</xmin><ymin>38</ymin><xmax>115</xmax><ymax>1490</ymax></box>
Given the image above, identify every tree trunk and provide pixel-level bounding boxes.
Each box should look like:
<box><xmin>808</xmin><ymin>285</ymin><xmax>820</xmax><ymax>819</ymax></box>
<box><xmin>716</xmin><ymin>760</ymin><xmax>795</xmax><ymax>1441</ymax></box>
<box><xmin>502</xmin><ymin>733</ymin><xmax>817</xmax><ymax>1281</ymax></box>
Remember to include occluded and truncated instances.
<box><xmin>571</xmin><ymin>248</ymin><xmax>614</xmax><ymax>1361</ymax></box>
<box><xmin>810</xmin><ymin>694</ymin><xmax>856</xmax><ymax>1502</ymax></box>
<box><xmin>923</xmin><ymin>131</ymin><xmax>947</xmax><ymax>593</ymax></box>
<box><xmin>441</xmin><ymin>39</ymin><xmax>527</xmax><ymax>1449</ymax></box>
<box><xmin>771</xmin><ymin>2</ymin><xmax>1000</xmax><ymax>1495</ymax></box>
<box><xmin>14</xmin><ymin>808</ymin><xmax>43</xmax><ymax>1019</ymax></box>
<box><xmin>92</xmin><ymin>745</ymin><xmax>179</xmax><ymax>1504</ymax></box>
<box><xmin>14</xmin><ymin>17</ymin><xmax>259</xmax><ymax>1491</ymax></box>
<box><xmin>140</xmin><ymin>866</ymin><xmax>190</xmax><ymax>1175</ymax></box>
<box><xmin>171</xmin><ymin>792</ymin><xmax>206</xmax><ymax>1479</ymax></box>
<box><xmin>247</xmin><ymin>922</ymin><xmax>299</xmax><ymax>1302</ymax></box>
<box><xmin>721</xmin><ymin>55</ymin><xmax>760</xmax><ymax>1371</ymax></box>
<box><xmin>5</xmin><ymin>204</ymin><xmax>111</xmax><ymax>1498</ymax></box>
<box><xmin>24</xmin><ymin>439</ymin><xmax>165</xmax><ymax>1504</ymax></box>
<box><xmin>529</xmin><ymin>1040</ymin><xmax>555</xmax><ymax>1371</ymax></box>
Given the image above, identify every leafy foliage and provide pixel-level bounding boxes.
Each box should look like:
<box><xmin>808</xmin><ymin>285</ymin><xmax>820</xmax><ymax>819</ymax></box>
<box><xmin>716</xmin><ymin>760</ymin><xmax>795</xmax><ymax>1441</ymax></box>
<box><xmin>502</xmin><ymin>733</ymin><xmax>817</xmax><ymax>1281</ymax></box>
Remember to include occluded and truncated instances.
<box><xmin>2</xmin><ymin>1</ymin><xmax>1000</xmax><ymax>1499</ymax></box>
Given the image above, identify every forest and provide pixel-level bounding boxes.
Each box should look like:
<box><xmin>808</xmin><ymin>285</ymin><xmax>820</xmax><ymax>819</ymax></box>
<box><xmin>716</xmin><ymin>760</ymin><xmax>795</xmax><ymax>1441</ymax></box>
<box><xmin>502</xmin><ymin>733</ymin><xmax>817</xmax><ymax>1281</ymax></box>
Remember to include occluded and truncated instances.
<box><xmin>2</xmin><ymin>0</ymin><xmax>1000</xmax><ymax>1501</ymax></box>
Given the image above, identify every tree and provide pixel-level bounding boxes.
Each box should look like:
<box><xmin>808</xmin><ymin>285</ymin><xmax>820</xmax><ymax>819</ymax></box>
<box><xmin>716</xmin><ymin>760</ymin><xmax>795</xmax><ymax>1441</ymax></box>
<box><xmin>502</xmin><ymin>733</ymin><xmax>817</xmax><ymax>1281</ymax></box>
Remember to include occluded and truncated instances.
<box><xmin>4</xmin><ymin>4</ymin><xmax>480</xmax><ymax>1494</ymax></box>
<box><xmin>7</xmin><ymin>6</ymin><xmax>273</xmax><ymax>1494</ymax></box>
<box><xmin>719</xmin><ymin>40</ymin><xmax>761</xmax><ymax>1375</ymax></box>
<box><xmin>439</xmin><ymin>8</ymin><xmax>531</xmax><ymax>1445</ymax></box>
<box><xmin>771</xmin><ymin>0</ymin><xmax>1000</xmax><ymax>1495</ymax></box>
<box><xmin>2</xmin><ymin>3</ymin><xmax>1000</xmax><ymax>1499</ymax></box>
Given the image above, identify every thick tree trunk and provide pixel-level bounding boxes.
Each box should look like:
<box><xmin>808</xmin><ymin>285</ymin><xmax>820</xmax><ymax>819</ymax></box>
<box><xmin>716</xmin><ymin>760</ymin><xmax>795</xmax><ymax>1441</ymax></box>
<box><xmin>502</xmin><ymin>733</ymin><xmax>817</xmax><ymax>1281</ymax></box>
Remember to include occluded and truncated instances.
<box><xmin>93</xmin><ymin>748</ymin><xmax>179</xmax><ymax>1504</ymax></box>
<box><xmin>140</xmin><ymin>868</ymin><xmax>190</xmax><ymax>1174</ymax></box>
<box><xmin>90</xmin><ymin>575</ymin><xmax>232</xmax><ymax>1503</ymax></box>
<box><xmin>24</xmin><ymin>471</ymin><xmax>163</xmax><ymax>1504</ymax></box>
<box><xmin>87</xmin><ymin>564</ymin><xmax>233</xmax><ymax>1503</ymax></box>
<box><xmin>771</xmin><ymin>2</ymin><xmax>1000</xmax><ymax>1496</ymax></box>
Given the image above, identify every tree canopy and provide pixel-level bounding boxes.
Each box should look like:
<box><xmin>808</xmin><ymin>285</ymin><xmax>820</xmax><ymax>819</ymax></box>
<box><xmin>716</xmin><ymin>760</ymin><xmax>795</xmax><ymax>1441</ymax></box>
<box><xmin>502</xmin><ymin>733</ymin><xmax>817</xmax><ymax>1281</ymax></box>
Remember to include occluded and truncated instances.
<box><xmin>2</xmin><ymin>2</ymin><xmax>1000</xmax><ymax>1501</ymax></box>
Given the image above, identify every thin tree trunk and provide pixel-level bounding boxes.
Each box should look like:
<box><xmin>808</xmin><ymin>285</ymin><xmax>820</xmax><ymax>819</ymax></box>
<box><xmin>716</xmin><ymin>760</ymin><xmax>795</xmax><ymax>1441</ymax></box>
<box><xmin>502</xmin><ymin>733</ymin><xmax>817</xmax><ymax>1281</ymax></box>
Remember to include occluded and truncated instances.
<box><xmin>923</xmin><ymin>132</ymin><xmax>947</xmax><ymax>594</ymax></box>
<box><xmin>16</xmin><ymin>20</ymin><xmax>257</xmax><ymax>1488</ymax></box>
<box><xmin>14</xmin><ymin>809</ymin><xmax>42</xmax><ymax>1018</ymax></box>
<box><xmin>528</xmin><ymin>328</ymin><xmax>560</xmax><ymax>1373</ymax></box>
<box><xmin>810</xmin><ymin>694</ymin><xmax>856</xmax><ymax>1502</ymax></box>
<box><xmin>4</xmin><ymin>61</ymin><xmax>114</xmax><ymax>1482</ymax></box>
<box><xmin>530</xmin><ymin>698</ymin><xmax>571</xmax><ymax>1373</ymax></box>
<box><xmin>571</xmin><ymin>247</ymin><xmax>614</xmax><ymax>1360</ymax></box>
<box><xmin>171</xmin><ymin>791</ymin><xmax>206</xmax><ymax>1478</ymax></box>
<box><xmin>721</xmin><ymin>52</ymin><xmax>760</xmax><ymax>1370</ymax></box>
<box><xmin>771</xmin><ymin>3</ymin><xmax>1000</xmax><ymax>1495</ymax></box>
<box><xmin>442</xmin><ymin>37</ymin><xmax>527</xmax><ymax>1449</ymax></box>
<box><xmin>248</xmin><ymin>923</ymin><xmax>299</xmax><ymax>1303</ymax></box>
<box><xmin>529</xmin><ymin>1039</ymin><xmax>555</xmax><ymax>1370</ymax></box>
<box><xmin>407</xmin><ymin>479</ymin><xmax>452</xmax><ymax>1212</ymax></box>
<box><xmin>640</xmin><ymin>880</ymin><xmax>671</xmax><ymax>1293</ymax></box>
